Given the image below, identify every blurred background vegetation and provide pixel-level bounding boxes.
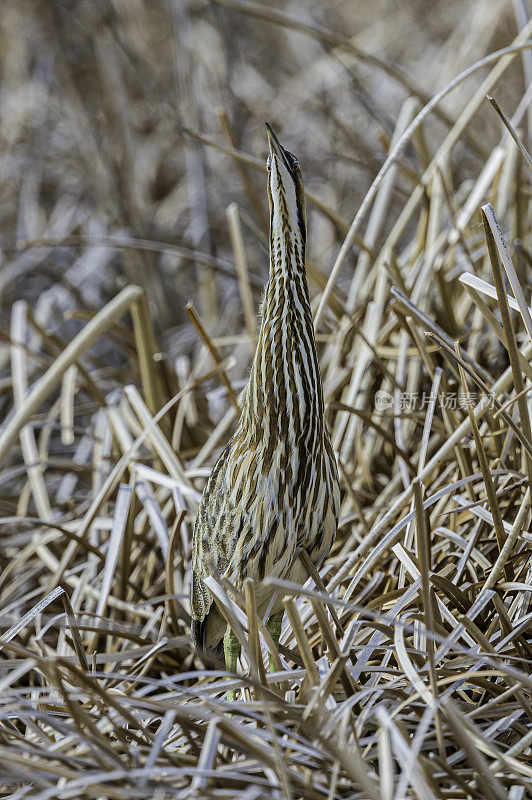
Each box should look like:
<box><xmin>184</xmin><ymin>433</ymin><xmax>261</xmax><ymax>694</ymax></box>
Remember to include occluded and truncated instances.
<box><xmin>0</xmin><ymin>0</ymin><xmax>520</xmax><ymax>343</ymax></box>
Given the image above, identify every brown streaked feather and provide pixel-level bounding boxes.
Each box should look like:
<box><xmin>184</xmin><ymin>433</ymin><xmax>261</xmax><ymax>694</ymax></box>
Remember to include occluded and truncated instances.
<box><xmin>191</xmin><ymin>128</ymin><xmax>340</xmax><ymax>653</ymax></box>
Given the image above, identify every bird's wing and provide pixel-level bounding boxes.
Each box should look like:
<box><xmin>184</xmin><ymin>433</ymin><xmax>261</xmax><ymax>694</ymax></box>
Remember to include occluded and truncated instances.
<box><xmin>191</xmin><ymin>460</ymin><xmax>256</xmax><ymax>651</ymax></box>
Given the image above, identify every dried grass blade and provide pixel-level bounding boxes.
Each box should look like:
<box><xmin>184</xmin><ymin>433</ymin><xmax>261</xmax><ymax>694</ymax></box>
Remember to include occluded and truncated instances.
<box><xmin>243</xmin><ymin>578</ymin><xmax>267</xmax><ymax>693</ymax></box>
<box><xmin>459</xmin><ymin>271</ymin><xmax>532</xmax><ymax>315</ymax></box>
<box><xmin>140</xmin><ymin>710</ymin><xmax>177</xmax><ymax>788</ymax></box>
<box><xmin>0</xmin><ymin>585</ymin><xmax>64</xmax><ymax>647</ymax></box>
<box><xmin>314</xmin><ymin>35</ymin><xmax>532</xmax><ymax>326</ymax></box>
<box><xmin>124</xmin><ymin>384</ymin><xmax>189</xmax><ymax>485</ymax></box>
<box><xmin>487</xmin><ymin>94</ymin><xmax>532</xmax><ymax>169</ymax></box>
<box><xmin>227</xmin><ymin>202</ymin><xmax>257</xmax><ymax>343</ymax></box>
<box><xmin>10</xmin><ymin>300</ymin><xmax>53</xmax><ymax>520</ymax></box>
<box><xmin>165</xmin><ymin>509</ymin><xmax>188</xmax><ymax>633</ymax></box>
<box><xmin>0</xmin><ymin>286</ymin><xmax>144</xmax><ymax>468</ymax></box>
<box><xmin>481</xmin><ymin>487</ymin><xmax>530</xmax><ymax>594</ymax></box>
<box><xmin>52</xmin><ymin>359</ymin><xmax>233</xmax><ymax>586</ymax></box>
<box><xmin>135</xmin><ymin>480</ymin><xmax>169</xmax><ymax>557</ymax></box>
<box><xmin>185</xmin><ymin>301</ymin><xmax>240</xmax><ymax>413</ymax></box>
<box><xmin>190</xmin><ymin>718</ymin><xmax>220</xmax><ymax>790</ymax></box>
<box><xmin>376</xmin><ymin>706</ymin><xmax>437</xmax><ymax>800</ymax></box>
<box><xmin>483</xmin><ymin>202</ymin><xmax>532</xmax><ymax>342</ymax></box>
<box><xmin>426</xmin><ymin>332</ymin><xmax>532</xmax><ymax>460</ymax></box>
<box><xmin>418</xmin><ymin>368</ymin><xmax>442</xmax><ymax>474</ymax></box>
<box><xmin>454</xmin><ymin>343</ymin><xmax>512</xmax><ymax>579</ymax></box>
<box><xmin>460</xmin><ymin>278</ymin><xmax>532</xmax><ymax>383</ymax></box>
<box><xmin>482</xmin><ymin>206</ymin><xmax>532</xmax><ymax>493</ymax></box>
<box><xmin>60</xmin><ymin>363</ymin><xmax>77</xmax><ymax>446</ymax></box>
<box><xmin>309</xmin><ymin>597</ymin><xmax>358</xmax><ymax>695</ymax></box>
<box><xmin>394</xmin><ymin>617</ymin><xmax>433</xmax><ymax>706</ymax></box>
<box><xmin>443</xmin><ymin>699</ymin><xmax>508</xmax><ymax>800</ymax></box>
<box><xmin>59</xmin><ymin>591</ymin><xmax>90</xmax><ymax>672</ymax></box>
<box><xmin>283</xmin><ymin>596</ymin><xmax>320</xmax><ymax>686</ymax></box>
<box><xmin>413</xmin><ymin>479</ymin><xmax>444</xmax><ymax>755</ymax></box>
<box><xmin>95</xmin><ymin>484</ymin><xmax>132</xmax><ymax>622</ymax></box>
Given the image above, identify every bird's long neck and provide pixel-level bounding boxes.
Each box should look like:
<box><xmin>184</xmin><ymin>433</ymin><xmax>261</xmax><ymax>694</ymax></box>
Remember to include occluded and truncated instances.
<box><xmin>239</xmin><ymin>211</ymin><xmax>324</xmax><ymax>451</ymax></box>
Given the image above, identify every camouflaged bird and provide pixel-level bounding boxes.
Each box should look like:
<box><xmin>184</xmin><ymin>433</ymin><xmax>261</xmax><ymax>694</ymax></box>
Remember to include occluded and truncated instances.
<box><xmin>191</xmin><ymin>124</ymin><xmax>340</xmax><ymax>680</ymax></box>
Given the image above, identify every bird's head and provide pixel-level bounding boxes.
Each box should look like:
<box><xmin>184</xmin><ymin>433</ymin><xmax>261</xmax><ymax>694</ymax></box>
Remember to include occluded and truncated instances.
<box><xmin>265</xmin><ymin>123</ymin><xmax>306</xmax><ymax>247</ymax></box>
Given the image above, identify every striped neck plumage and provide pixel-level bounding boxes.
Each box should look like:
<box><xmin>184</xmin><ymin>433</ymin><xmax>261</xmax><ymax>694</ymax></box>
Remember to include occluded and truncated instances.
<box><xmin>239</xmin><ymin>127</ymin><xmax>324</xmax><ymax>448</ymax></box>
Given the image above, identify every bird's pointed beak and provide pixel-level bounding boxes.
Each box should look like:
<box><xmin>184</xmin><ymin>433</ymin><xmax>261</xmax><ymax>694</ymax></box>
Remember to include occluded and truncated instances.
<box><xmin>266</xmin><ymin>122</ymin><xmax>289</xmax><ymax>168</ymax></box>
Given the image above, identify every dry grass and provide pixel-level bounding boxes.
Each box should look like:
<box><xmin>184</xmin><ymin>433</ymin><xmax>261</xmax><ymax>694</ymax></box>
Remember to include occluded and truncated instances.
<box><xmin>1</xmin><ymin>1</ymin><xmax>532</xmax><ymax>798</ymax></box>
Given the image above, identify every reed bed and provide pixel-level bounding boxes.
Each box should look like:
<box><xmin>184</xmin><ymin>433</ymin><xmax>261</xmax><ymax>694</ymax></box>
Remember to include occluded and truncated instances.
<box><xmin>1</xmin><ymin>1</ymin><xmax>532</xmax><ymax>797</ymax></box>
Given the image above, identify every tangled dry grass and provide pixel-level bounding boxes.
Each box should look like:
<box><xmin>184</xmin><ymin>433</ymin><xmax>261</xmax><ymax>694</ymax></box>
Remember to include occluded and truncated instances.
<box><xmin>1</xmin><ymin>1</ymin><xmax>532</xmax><ymax>797</ymax></box>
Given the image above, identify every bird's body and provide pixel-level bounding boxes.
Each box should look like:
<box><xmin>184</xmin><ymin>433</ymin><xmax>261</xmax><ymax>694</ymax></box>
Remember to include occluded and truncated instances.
<box><xmin>191</xmin><ymin>126</ymin><xmax>340</xmax><ymax>665</ymax></box>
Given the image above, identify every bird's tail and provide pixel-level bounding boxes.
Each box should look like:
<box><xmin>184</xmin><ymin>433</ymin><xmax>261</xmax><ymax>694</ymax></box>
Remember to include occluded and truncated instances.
<box><xmin>191</xmin><ymin>617</ymin><xmax>206</xmax><ymax>651</ymax></box>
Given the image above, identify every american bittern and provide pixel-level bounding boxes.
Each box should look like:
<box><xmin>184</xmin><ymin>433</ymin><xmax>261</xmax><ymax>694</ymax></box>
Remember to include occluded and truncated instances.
<box><xmin>191</xmin><ymin>125</ymin><xmax>340</xmax><ymax>691</ymax></box>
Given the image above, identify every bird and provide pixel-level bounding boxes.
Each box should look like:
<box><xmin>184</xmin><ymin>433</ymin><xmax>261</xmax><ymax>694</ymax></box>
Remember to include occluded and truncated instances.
<box><xmin>190</xmin><ymin>124</ymin><xmax>340</xmax><ymax>693</ymax></box>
